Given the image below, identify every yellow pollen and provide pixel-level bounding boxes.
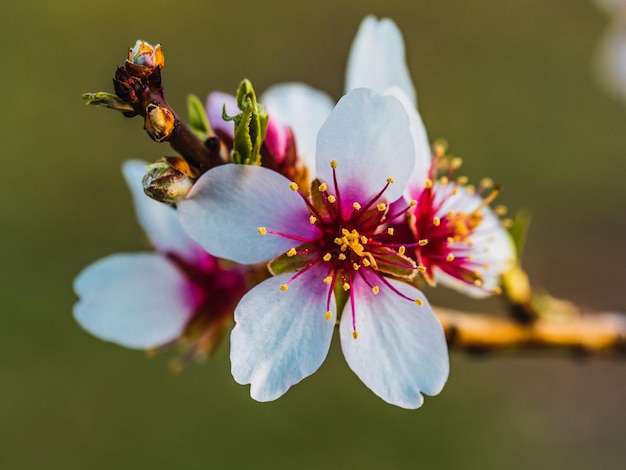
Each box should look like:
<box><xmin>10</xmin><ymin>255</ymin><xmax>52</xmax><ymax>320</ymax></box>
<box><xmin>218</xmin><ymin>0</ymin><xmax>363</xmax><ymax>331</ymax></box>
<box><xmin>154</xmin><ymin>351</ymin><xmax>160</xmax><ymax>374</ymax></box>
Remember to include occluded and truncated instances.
<box><xmin>286</xmin><ymin>248</ymin><xmax>297</xmax><ymax>257</ymax></box>
<box><xmin>279</xmin><ymin>284</ymin><xmax>289</xmax><ymax>291</ymax></box>
<box><xmin>451</xmin><ymin>188</ymin><xmax>459</xmax><ymax>195</ymax></box>
<box><xmin>343</xmin><ymin>282</ymin><xmax>350</xmax><ymax>291</ymax></box>
<box><xmin>415</xmin><ymin>298</ymin><xmax>424</xmax><ymax>306</ymax></box>
<box><xmin>323</xmin><ymin>253</ymin><xmax>332</xmax><ymax>262</ymax></box>
<box><xmin>372</xmin><ymin>286</ymin><xmax>379</xmax><ymax>295</ymax></box>
<box><xmin>433</xmin><ymin>217</ymin><xmax>441</xmax><ymax>226</ymax></box>
<box><xmin>257</xmin><ymin>227</ymin><xmax>267</xmax><ymax>235</ymax></box>
<box><xmin>334</xmin><ymin>237</ymin><xmax>343</xmax><ymax>245</ymax></box>
<box><xmin>327</xmin><ymin>195</ymin><xmax>336</xmax><ymax>203</ymax></box>
<box><xmin>439</xmin><ymin>176</ymin><xmax>449</xmax><ymax>185</ymax></box>
<box><xmin>353</xmin><ymin>202</ymin><xmax>362</xmax><ymax>211</ymax></box>
<box><xmin>318</xmin><ymin>182</ymin><xmax>328</xmax><ymax>192</ymax></box>
<box><xmin>447</xmin><ymin>237</ymin><xmax>455</xmax><ymax>244</ymax></box>
<box><xmin>330</xmin><ymin>160</ymin><xmax>338</xmax><ymax>169</ymax></box>
<box><xmin>387</xmin><ymin>177</ymin><xmax>395</xmax><ymax>184</ymax></box>
<box><xmin>377</xmin><ymin>203</ymin><xmax>387</xmax><ymax>212</ymax></box>
<box><xmin>309</xmin><ymin>215</ymin><xmax>317</xmax><ymax>224</ymax></box>
<box><xmin>352</xmin><ymin>331</ymin><xmax>359</xmax><ymax>340</ymax></box>
<box><xmin>468</xmin><ymin>254</ymin><xmax>474</xmax><ymax>260</ymax></box>
<box><xmin>502</xmin><ymin>218</ymin><xmax>513</xmax><ymax>228</ymax></box>
<box><xmin>495</xmin><ymin>205</ymin><xmax>508</xmax><ymax>216</ymax></box>
<box><xmin>418</xmin><ymin>239</ymin><xmax>429</xmax><ymax>246</ymax></box>
<box><xmin>362</xmin><ymin>258</ymin><xmax>371</xmax><ymax>267</ymax></box>
<box><xmin>451</xmin><ymin>157</ymin><xmax>463</xmax><ymax>169</ymax></box>
<box><xmin>446</xmin><ymin>253</ymin><xmax>455</xmax><ymax>262</ymax></box>
<box><xmin>474</xmin><ymin>279</ymin><xmax>483</xmax><ymax>287</ymax></box>
<box><xmin>480</xmin><ymin>178</ymin><xmax>494</xmax><ymax>189</ymax></box>
<box><xmin>417</xmin><ymin>265</ymin><xmax>427</xmax><ymax>273</ymax></box>
<box><xmin>353</xmin><ymin>262</ymin><xmax>360</xmax><ymax>270</ymax></box>
<box><xmin>447</xmin><ymin>211</ymin><xmax>455</xmax><ymax>218</ymax></box>
<box><xmin>425</xmin><ymin>179</ymin><xmax>433</xmax><ymax>189</ymax></box>
<box><xmin>360</xmin><ymin>236</ymin><xmax>368</xmax><ymax>244</ymax></box>
<box><xmin>387</xmin><ymin>227</ymin><xmax>395</xmax><ymax>235</ymax></box>
<box><xmin>289</xmin><ymin>182</ymin><xmax>299</xmax><ymax>191</ymax></box>
<box><xmin>493</xmin><ymin>286</ymin><xmax>503</xmax><ymax>295</ymax></box>
<box><xmin>338</xmin><ymin>253</ymin><xmax>347</xmax><ymax>261</ymax></box>
<box><xmin>457</xmin><ymin>176</ymin><xmax>469</xmax><ymax>185</ymax></box>
<box><xmin>409</xmin><ymin>200</ymin><xmax>418</xmax><ymax>207</ymax></box>
<box><xmin>398</xmin><ymin>246</ymin><xmax>406</xmax><ymax>255</ymax></box>
<box><xmin>323</xmin><ymin>276</ymin><xmax>333</xmax><ymax>284</ymax></box>
<box><xmin>465</xmin><ymin>184</ymin><xmax>475</xmax><ymax>194</ymax></box>
<box><xmin>325</xmin><ymin>311</ymin><xmax>332</xmax><ymax>320</ymax></box>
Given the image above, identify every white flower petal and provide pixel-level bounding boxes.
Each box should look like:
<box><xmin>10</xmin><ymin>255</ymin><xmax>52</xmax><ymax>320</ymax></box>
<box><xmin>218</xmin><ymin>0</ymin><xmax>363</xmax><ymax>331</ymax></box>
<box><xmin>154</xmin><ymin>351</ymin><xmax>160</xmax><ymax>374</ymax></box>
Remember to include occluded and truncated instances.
<box><xmin>316</xmin><ymin>88</ymin><xmax>416</xmax><ymax>208</ymax></box>
<box><xmin>122</xmin><ymin>160</ymin><xmax>206</xmax><ymax>265</ymax></box>
<box><xmin>73</xmin><ymin>253</ymin><xmax>197</xmax><ymax>349</ymax></box>
<box><xmin>345</xmin><ymin>16</ymin><xmax>416</xmax><ymax>105</ymax></box>
<box><xmin>178</xmin><ymin>164</ymin><xmax>319</xmax><ymax>264</ymax></box>
<box><xmin>384</xmin><ymin>87</ymin><xmax>432</xmax><ymax>191</ymax></box>
<box><xmin>340</xmin><ymin>276</ymin><xmax>449</xmax><ymax>409</ymax></box>
<box><xmin>261</xmin><ymin>83</ymin><xmax>335</xmax><ymax>173</ymax></box>
<box><xmin>206</xmin><ymin>91</ymin><xmax>238</xmax><ymax>138</ymax></box>
<box><xmin>230</xmin><ymin>269</ymin><xmax>335</xmax><ymax>402</ymax></box>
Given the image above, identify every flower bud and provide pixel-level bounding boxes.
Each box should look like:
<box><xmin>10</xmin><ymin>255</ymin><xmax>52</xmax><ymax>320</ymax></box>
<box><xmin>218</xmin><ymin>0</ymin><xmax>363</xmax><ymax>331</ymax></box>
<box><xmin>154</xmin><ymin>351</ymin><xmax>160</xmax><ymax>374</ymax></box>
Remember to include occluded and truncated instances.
<box><xmin>142</xmin><ymin>158</ymin><xmax>194</xmax><ymax>205</ymax></box>
<box><xmin>145</xmin><ymin>104</ymin><xmax>175</xmax><ymax>142</ymax></box>
<box><xmin>128</xmin><ymin>40</ymin><xmax>164</xmax><ymax>69</ymax></box>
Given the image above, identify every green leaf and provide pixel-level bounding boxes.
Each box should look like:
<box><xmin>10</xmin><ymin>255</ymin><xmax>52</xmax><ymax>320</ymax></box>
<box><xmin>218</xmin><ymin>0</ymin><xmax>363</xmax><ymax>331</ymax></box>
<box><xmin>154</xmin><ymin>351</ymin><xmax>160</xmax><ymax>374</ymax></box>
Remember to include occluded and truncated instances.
<box><xmin>186</xmin><ymin>94</ymin><xmax>212</xmax><ymax>139</ymax></box>
<box><xmin>81</xmin><ymin>92</ymin><xmax>134</xmax><ymax>112</ymax></box>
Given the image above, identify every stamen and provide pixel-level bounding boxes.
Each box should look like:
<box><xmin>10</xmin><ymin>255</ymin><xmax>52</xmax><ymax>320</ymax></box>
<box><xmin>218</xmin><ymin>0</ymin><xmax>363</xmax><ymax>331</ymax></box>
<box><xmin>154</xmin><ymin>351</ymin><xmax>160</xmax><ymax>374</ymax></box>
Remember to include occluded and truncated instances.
<box><xmin>409</xmin><ymin>200</ymin><xmax>418</xmax><ymax>207</ymax></box>
<box><xmin>334</xmin><ymin>237</ymin><xmax>343</xmax><ymax>245</ymax></box>
<box><xmin>447</xmin><ymin>237</ymin><xmax>455</xmax><ymax>244</ymax></box>
<box><xmin>323</xmin><ymin>276</ymin><xmax>333</xmax><ymax>284</ymax></box>
<box><xmin>480</xmin><ymin>178</ymin><xmax>494</xmax><ymax>189</ymax></box>
<box><xmin>433</xmin><ymin>217</ymin><xmax>441</xmax><ymax>226</ymax></box>
<box><xmin>446</xmin><ymin>253</ymin><xmax>455</xmax><ymax>262</ymax></box>
<box><xmin>360</xmin><ymin>236</ymin><xmax>368</xmax><ymax>244</ymax></box>
<box><xmin>289</xmin><ymin>182</ymin><xmax>299</xmax><ymax>191</ymax></box>
<box><xmin>327</xmin><ymin>195</ymin><xmax>336</xmax><ymax>204</ymax></box>
<box><xmin>257</xmin><ymin>227</ymin><xmax>267</xmax><ymax>235</ymax></box>
<box><xmin>352</xmin><ymin>331</ymin><xmax>359</xmax><ymax>340</ymax></box>
<box><xmin>418</xmin><ymin>239</ymin><xmax>429</xmax><ymax>246</ymax></box>
<box><xmin>415</xmin><ymin>298</ymin><xmax>424</xmax><ymax>306</ymax></box>
<box><xmin>286</xmin><ymin>248</ymin><xmax>297</xmax><ymax>257</ymax></box>
<box><xmin>279</xmin><ymin>284</ymin><xmax>289</xmax><ymax>291</ymax></box>
<box><xmin>417</xmin><ymin>265</ymin><xmax>427</xmax><ymax>273</ymax></box>
<box><xmin>330</xmin><ymin>160</ymin><xmax>337</xmax><ymax>169</ymax></box>
<box><xmin>325</xmin><ymin>311</ymin><xmax>333</xmax><ymax>320</ymax></box>
<box><xmin>495</xmin><ymin>204</ymin><xmax>508</xmax><ymax>216</ymax></box>
<box><xmin>343</xmin><ymin>282</ymin><xmax>350</xmax><ymax>291</ymax></box>
<box><xmin>372</xmin><ymin>286</ymin><xmax>380</xmax><ymax>295</ymax></box>
<box><xmin>323</xmin><ymin>253</ymin><xmax>332</xmax><ymax>262</ymax></box>
<box><xmin>398</xmin><ymin>246</ymin><xmax>406</xmax><ymax>255</ymax></box>
<box><xmin>473</xmin><ymin>279</ymin><xmax>483</xmax><ymax>287</ymax></box>
<box><xmin>387</xmin><ymin>177</ymin><xmax>395</xmax><ymax>184</ymax></box>
<box><xmin>493</xmin><ymin>286</ymin><xmax>503</xmax><ymax>295</ymax></box>
<box><xmin>377</xmin><ymin>203</ymin><xmax>387</xmax><ymax>212</ymax></box>
<box><xmin>425</xmin><ymin>179</ymin><xmax>433</xmax><ymax>189</ymax></box>
<box><xmin>318</xmin><ymin>182</ymin><xmax>328</xmax><ymax>192</ymax></box>
<box><xmin>450</xmin><ymin>157</ymin><xmax>463</xmax><ymax>169</ymax></box>
<box><xmin>439</xmin><ymin>176</ymin><xmax>449</xmax><ymax>185</ymax></box>
<box><xmin>309</xmin><ymin>215</ymin><xmax>317</xmax><ymax>224</ymax></box>
<box><xmin>353</xmin><ymin>202</ymin><xmax>362</xmax><ymax>211</ymax></box>
<box><xmin>457</xmin><ymin>176</ymin><xmax>469</xmax><ymax>185</ymax></box>
<box><xmin>353</xmin><ymin>262</ymin><xmax>360</xmax><ymax>270</ymax></box>
<box><xmin>338</xmin><ymin>253</ymin><xmax>347</xmax><ymax>261</ymax></box>
<box><xmin>387</xmin><ymin>227</ymin><xmax>395</xmax><ymax>235</ymax></box>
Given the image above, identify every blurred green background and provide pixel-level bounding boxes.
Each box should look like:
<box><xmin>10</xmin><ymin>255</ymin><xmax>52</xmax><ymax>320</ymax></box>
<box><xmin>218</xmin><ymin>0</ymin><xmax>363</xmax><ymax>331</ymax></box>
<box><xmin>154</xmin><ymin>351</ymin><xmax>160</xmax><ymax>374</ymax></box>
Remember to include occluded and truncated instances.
<box><xmin>2</xmin><ymin>0</ymin><xmax>625</xmax><ymax>468</ymax></box>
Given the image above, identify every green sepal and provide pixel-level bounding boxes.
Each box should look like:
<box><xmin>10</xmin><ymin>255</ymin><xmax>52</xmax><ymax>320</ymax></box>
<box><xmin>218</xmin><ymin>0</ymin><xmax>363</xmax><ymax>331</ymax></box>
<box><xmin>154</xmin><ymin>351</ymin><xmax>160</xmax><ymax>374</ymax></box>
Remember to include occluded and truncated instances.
<box><xmin>373</xmin><ymin>247</ymin><xmax>417</xmax><ymax>281</ymax></box>
<box><xmin>186</xmin><ymin>94</ymin><xmax>212</xmax><ymax>140</ymax></box>
<box><xmin>268</xmin><ymin>243</ymin><xmax>319</xmax><ymax>276</ymax></box>
<box><xmin>81</xmin><ymin>92</ymin><xmax>134</xmax><ymax>112</ymax></box>
<box><xmin>222</xmin><ymin>79</ymin><xmax>268</xmax><ymax>165</ymax></box>
<box><xmin>309</xmin><ymin>179</ymin><xmax>330</xmax><ymax>221</ymax></box>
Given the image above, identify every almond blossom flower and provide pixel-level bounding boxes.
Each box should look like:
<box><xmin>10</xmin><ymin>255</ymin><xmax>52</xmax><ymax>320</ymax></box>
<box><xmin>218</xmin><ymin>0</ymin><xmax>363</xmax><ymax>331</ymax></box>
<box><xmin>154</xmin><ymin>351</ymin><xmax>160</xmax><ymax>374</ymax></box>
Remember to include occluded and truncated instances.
<box><xmin>73</xmin><ymin>160</ymin><xmax>246</xmax><ymax>360</ymax></box>
<box><xmin>178</xmin><ymin>89</ymin><xmax>449</xmax><ymax>409</ymax></box>
<box><xmin>259</xmin><ymin>15</ymin><xmax>515</xmax><ymax>297</ymax></box>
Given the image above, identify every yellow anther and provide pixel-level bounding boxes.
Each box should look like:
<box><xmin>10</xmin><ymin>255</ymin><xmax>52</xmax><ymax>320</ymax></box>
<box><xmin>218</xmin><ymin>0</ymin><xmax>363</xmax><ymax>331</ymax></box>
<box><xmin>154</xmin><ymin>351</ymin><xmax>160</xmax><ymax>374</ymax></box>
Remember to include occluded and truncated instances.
<box><xmin>377</xmin><ymin>203</ymin><xmax>387</xmax><ymax>212</ymax></box>
<box><xmin>360</xmin><ymin>236</ymin><xmax>368</xmax><ymax>244</ymax></box>
<box><xmin>323</xmin><ymin>276</ymin><xmax>333</xmax><ymax>284</ymax></box>
<box><xmin>362</xmin><ymin>258</ymin><xmax>371</xmax><ymax>267</ymax></box>
<box><xmin>318</xmin><ymin>182</ymin><xmax>328</xmax><ymax>192</ymax></box>
<box><xmin>447</xmin><ymin>211</ymin><xmax>455</xmax><ymax>218</ymax></box>
<box><xmin>343</xmin><ymin>282</ymin><xmax>350</xmax><ymax>291</ymax></box>
<box><xmin>415</xmin><ymin>298</ymin><xmax>424</xmax><ymax>306</ymax></box>
<box><xmin>398</xmin><ymin>246</ymin><xmax>406</xmax><ymax>255</ymax></box>
<box><xmin>309</xmin><ymin>215</ymin><xmax>317</xmax><ymax>224</ymax></box>
<box><xmin>483</xmin><ymin>263</ymin><xmax>490</xmax><ymax>269</ymax></box>
<box><xmin>338</xmin><ymin>253</ymin><xmax>347</xmax><ymax>261</ymax></box>
<box><xmin>433</xmin><ymin>217</ymin><xmax>441</xmax><ymax>226</ymax></box>
<box><xmin>334</xmin><ymin>237</ymin><xmax>343</xmax><ymax>245</ymax></box>
<box><xmin>279</xmin><ymin>284</ymin><xmax>289</xmax><ymax>291</ymax></box>
<box><xmin>417</xmin><ymin>265</ymin><xmax>427</xmax><ymax>273</ymax></box>
<box><xmin>473</xmin><ymin>279</ymin><xmax>483</xmax><ymax>287</ymax></box>
<box><xmin>330</xmin><ymin>160</ymin><xmax>338</xmax><ymax>169</ymax></box>
<box><xmin>480</xmin><ymin>178</ymin><xmax>494</xmax><ymax>189</ymax></box>
<box><xmin>451</xmin><ymin>157</ymin><xmax>463</xmax><ymax>169</ymax></box>
<box><xmin>409</xmin><ymin>200</ymin><xmax>418</xmax><ymax>207</ymax></box>
<box><xmin>433</xmin><ymin>140</ymin><xmax>448</xmax><ymax>157</ymax></box>
<box><xmin>447</xmin><ymin>237</ymin><xmax>455</xmax><ymax>244</ymax></box>
<box><xmin>439</xmin><ymin>176</ymin><xmax>449</xmax><ymax>186</ymax></box>
<box><xmin>257</xmin><ymin>227</ymin><xmax>267</xmax><ymax>235</ymax></box>
<box><xmin>289</xmin><ymin>182</ymin><xmax>299</xmax><ymax>191</ymax></box>
<box><xmin>451</xmin><ymin>188</ymin><xmax>459</xmax><ymax>195</ymax></box>
<box><xmin>418</xmin><ymin>239</ymin><xmax>429</xmax><ymax>246</ymax></box>
<box><xmin>387</xmin><ymin>177</ymin><xmax>395</xmax><ymax>184</ymax></box>
<box><xmin>387</xmin><ymin>227</ymin><xmax>395</xmax><ymax>235</ymax></box>
<box><xmin>467</xmin><ymin>254</ymin><xmax>474</xmax><ymax>260</ymax></box>
<box><xmin>456</xmin><ymin>176</ymin><xmax>469</xmax><ymax>185</ymax></box>
<box><xmin>352</xmin><ymin>331</ymin><xmax>359</xmax><ymax>340</ymax></box>
<box><xmin>372</xmin><ymin>286</ymin><xmax>380</xmax><ymax>295</ymax></box>
<box><xmin>340</xmin><ymin>244</ymin><xmax>348</xmax><ymax>252</ymax></box>
<box><xmin>492</xmin><ymin>286</ymin><xmax>503</xmax><ymax>295</ymax></box>
<box><xmin>325</xmin><ymin>311</ymin><xmax>332</xmax><ymax>320</ymax></box>
<box><xmin>323</xmin><ymin>253</ymin><xmax>332</xmax><ymax>262</ymax></box>
<box><xmin>502</xmin><ymin>218</ymin><xmax>513</xmax><ymax>228</ymax></box>
<box><xmin>341</xmin><ymin>228</ymin><xmax>350</xmax><ymax>236</ymax></box>
<box><xmin>286</xmin><ymin>248</ymin><xmax>297</xmax><ymax>257</ymax></box>
<box><xmin>494</xmin><ymin>205</ymin><xmax>508</xmax><ymax>216</ymax></box>
<box><xmin>446</xmin><ymin>253</ymin><xmax>455</xmax><ymax>262</ymax></box>
<box><xmin>353</xmin><ymin>202</ymin><xmax>362</xmax><ymax>211</ymax></box>
<box><xmin>425</xmin><ymin>179</ymin><xmax>433</xmax><ymax>189</ymax></box>
<box><xmin>327</xmin><ymin>195</ymin><xmax>336</xmax><ymax>203</ymax></box>
<box><xmin>353</xmin><ymin>262</ymin><xmax>360</xmax><ymax>271</ymax></box>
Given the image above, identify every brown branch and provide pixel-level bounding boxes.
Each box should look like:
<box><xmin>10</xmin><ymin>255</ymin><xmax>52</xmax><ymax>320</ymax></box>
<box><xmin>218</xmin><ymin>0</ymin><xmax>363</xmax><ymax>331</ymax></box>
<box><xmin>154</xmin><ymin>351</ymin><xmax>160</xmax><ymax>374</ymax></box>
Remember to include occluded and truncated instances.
<box><xmin>435</xmin><ymin>307</ymin><xmax>626</xmax><ymax>356</ymax></box>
